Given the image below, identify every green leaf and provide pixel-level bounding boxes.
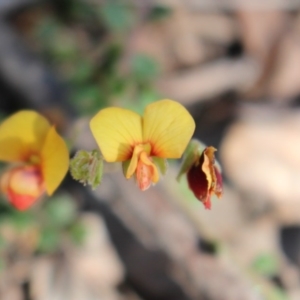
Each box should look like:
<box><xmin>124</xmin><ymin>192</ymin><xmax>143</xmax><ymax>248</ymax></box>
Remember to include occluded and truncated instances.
<box><xmin>252</xmin><ymin>253</ymin><xmax>278</xmax><ymax>277</ymax></box>
<box><xmin>70</xmin><ymin>60</ymin><xmax>95</xmax><ymax>84</ymax></box>
<box><xmin>11</xmin><ymin>210</ymin><xmax>35</xmax><ymax>230</ymax></box>
<box><xmin>100</xmin><ymin>43</ymin><xmax>123</xmax><ymax>74</ymax></box>
<box><xmin>71</xmin><ymin>85</ymin><xmax>103</xmax><ymax>115</ymax></box>
<box><xmin>35</xmin><ymin>18</ymin><xmax>60</xmax><ymax>43</ymax></box>
<box><xmin>254</xmin><ymin>285</ymin><xmax>288</xmax><ymax>300</ymax></box>
<box><xmin>148</xmin><ymin>5</ymin><xmax>172</xmax><ymax>21</ymax></box>
<box><xmin>45</xmin><ymin>194</ymin><xmax>77</xmax><ymax>228</ymax></box>
<box><xmin>69</xmin><ymin>0</ymin><xmax>100</xmax><ymax>21</ymax></box>
<box><xmin>38</xmin><ymin>227</ymin><xmax>60</xmax><ymax>253</ymax></box>
<box><xmin>100</xmin><ymin>2</ymin><xmax>134</xmax><ymax>32</ymax></box>
<box><xmin>0</xmin><ymin>234</ymin><xmax>6</xmax><ymax>250</ymax></box>
<box><xmin>37</xmin><ymin>20</ymin><xmax>77</xmax><ymax>61</ymax></box>
<box><xmin>131</xmin><ymin>54</ymin><xmax>159</xmax><ymax>82</ymax></box>
<box><xmin>0</xmin><ymin>258</ymin><xmax>5</xmax><ymax>272</ymax></box>
<box><xmin>267</xmin><ymin>288</ymin><xmax>288</xmax><ymax>300</ymax></box>
<box><xmin>69</xmin><ymin>221</ymin><xmax>87</xmax><ymax>245</ymax></box>
<box><xmin>51</xmin><ymin>33</ymin><xmax>78</xmax><ymax>61</ymax></box>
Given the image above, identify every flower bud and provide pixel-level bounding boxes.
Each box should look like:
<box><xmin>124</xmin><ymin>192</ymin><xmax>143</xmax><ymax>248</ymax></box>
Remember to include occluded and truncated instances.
<box><xmin>70</xmin><ymin>150</ymin><xmax>104</xmax><ymax>189</ymax></box>
<box><xmin>0</xmin><ymin>165</ymin><xmax>45</xmax><ymax>210</ymax></box>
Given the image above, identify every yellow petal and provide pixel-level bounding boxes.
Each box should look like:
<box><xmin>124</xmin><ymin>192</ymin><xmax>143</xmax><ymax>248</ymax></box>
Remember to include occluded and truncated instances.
<box><xmin>41</xmin><ymin>126</ymin><xmax>69</xmax><ymax>195</ymax></box>
<box><xmin>125</xmin><ymin>144</ymin><xmax>151</xmax><ymax>179</ymax></box>
<box><xmin>90</xmin><ymin>107</ymin><xmax>143</xmax><ymax>162</ymax></box>
<box><xmin>126</xmin><ymin>145</ymin><xmax>142</xmax><ymax>179</ymax></box>
<box><xmin>143</xmin><ymin>99</ymin><xmax>195</xmax><ymax>158</ymax></box>
<box><xmin>0</xmin><ymin>110</ymin><xmax>50</xmax><ymax>162</ymax></box>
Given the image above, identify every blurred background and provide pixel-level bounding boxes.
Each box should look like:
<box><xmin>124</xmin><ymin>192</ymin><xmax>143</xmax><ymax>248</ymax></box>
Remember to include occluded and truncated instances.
<box><xmin>1</xmin><ymin>0</ymin><xmax>300</xmax><ymax>299</ymax></box>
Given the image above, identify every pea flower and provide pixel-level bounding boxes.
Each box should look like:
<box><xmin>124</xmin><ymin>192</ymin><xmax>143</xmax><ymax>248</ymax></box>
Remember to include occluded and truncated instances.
<box><xmin>177</xmin><ymin>140</ymin><xmax>223</xmax><ymax>209</ymax></box>
<box><xmin>90</xmin><ymin>99</ymin><xmax>195</xmax><ymax>190</ymax></box>
<box><xmin>0</xmin><ymin>110</ymin><xmax>69</xmax><ymax>210</ymax></box>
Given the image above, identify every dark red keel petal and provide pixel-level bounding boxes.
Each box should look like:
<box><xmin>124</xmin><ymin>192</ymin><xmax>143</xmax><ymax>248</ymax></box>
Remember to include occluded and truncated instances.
<box><xmin>203</xmin><ymin>196</ymin><xmax>211</xmax><ymax>210</ymax></box>
<box><xmin>186</xmin><ymin>146</ymin><xmax>223</xmax><ymax>209</ymax></box>
<box><xmin>187</xmin><ymin>155</ymin><xmax>209</xmax><ymax>206</ymax></box>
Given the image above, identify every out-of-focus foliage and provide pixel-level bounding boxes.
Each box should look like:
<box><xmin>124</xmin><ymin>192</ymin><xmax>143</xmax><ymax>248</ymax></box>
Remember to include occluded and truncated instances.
<box><xmin>32</xmin><ymin>0</ymin><xmax>161</xmax><ymax>115</ymax></box>
<box><xmin>0</xmin><ymin>0</ymin><xmax>165</xmax><ymax>286</ymax></box>
<box><xmin>4</xmin><ymin>0</ymin><xmax>298</xmax><ymax>298</ymax></box>
<box><xmin>100</xmin><ymin>2</ymin><xmax>135</xmax><ymax>32</ymax></box>
<box><xmin>0</xmin><ymin>192</ymin><xmax>86</xmax><ymax>269</ymax></box>
<box><xmin>252</xmin><ymin>253</ymin><xmax>279</xmax><ymax>277</ymax></box>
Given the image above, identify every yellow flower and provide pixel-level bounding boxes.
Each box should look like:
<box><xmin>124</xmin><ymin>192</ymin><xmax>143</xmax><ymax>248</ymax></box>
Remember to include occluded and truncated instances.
<box><xmin>0</xmin><ymin>110</ymin><xmax>69</xmax><ymax>210</ymax></box>
<box><xmin>90</xmin><ymin>99</ymin><xmax>195</xmax><ymax>190</ymax></box>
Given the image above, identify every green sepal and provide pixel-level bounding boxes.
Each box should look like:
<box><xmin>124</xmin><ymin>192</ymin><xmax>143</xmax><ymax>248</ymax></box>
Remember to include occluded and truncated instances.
<box><xmin>176</xmin><ymin>139</ymin><xmax>206</xmax><ymax>181</ymax></box>
<box><xmin>70</xmin><ymin>150</ymin><xmax>104</xmax><ymax>189</ymax></box>
<box><xmin>122</xmin><ymin>160</ymin><xmax>130</xmax><ymax>177</ymax></box>
<box><xmin>153</xmin><ymin>157</ymin><xmax>168</xmax><ymax>175</ymax></box>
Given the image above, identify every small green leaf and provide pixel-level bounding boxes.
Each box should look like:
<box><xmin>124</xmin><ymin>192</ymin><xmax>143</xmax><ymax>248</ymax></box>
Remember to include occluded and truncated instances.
<box><xmin>252</xmin><ymin>253</ymin><xmax>278</xmax><ymax>277</ymax></box>
<box><xmin>51</xmin><ymin>33</ymin><xmax>78</xmax><ymax>61</ymax></box>
<box><xmin>69</xmin><ymin>221</ymin><xmax>87</xmax><ymax>245</ymax></box>
<box><xmin>0</xmin><ymin>258</ymin><xmax>5</xmax><ymax>272</ymax></box>
<box><xmin>38</xmin><ymin>227</ymin><xmax>60</xmax><ymax>253</ymax></box>
<box><xmin>71</xmin><ymin>85</ymin><xmax>103</xmax><ymax>115</ymax></box>
<box><xmin>11</xmin><ymin>210</ymin><xmax>35</xmax><ymax>230</ymax></box>
<box><xmin>148</xmin><ymin>5</ymin><xmax>172</xmax><ymax>21</ymax></box>
<box><xmin>268</xmin><ymin>288</ymin><xmax>288</xmax><ymax>300</ymax></box>
<box><xmin>70</xmin><ymin>60</ymin><xmax>95</xmax><ymax>84</ymax></box>
<box><xmin>45</xmin><ymin>194</ymin><xmax>77</xmax><ymax>228</ymax></box>
<box><xmin>131</xmin><ymin>54</ymin><xmax>159</xmax><ymax>82</ymax></box>
<box><xmin>0</xmin><ymin>234</ymin><xmax>6</xmax><ymax>250</ymax></box>
<box><xmin>100</xmin><ymin>2</ymin><xmax>134</xmax><ymax>32</ymax></box>
<box><xmin>35</xmin><ymin>18</ymin><xmax>60</xmax><ymax>43</ymax></box>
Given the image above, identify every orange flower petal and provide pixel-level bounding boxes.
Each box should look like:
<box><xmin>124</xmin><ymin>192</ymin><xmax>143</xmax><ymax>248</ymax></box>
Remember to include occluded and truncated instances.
<box><xmin>138</xmin><ymin>152</ymin><xmax>159</xmax><ymax>184</ymax></box>
<box><xmin>143</xmin><ymin>99</ymin><xmax>195</xmax><ymax>158</ymax></box>
<box><xmin>126</xmin><ymin>145</ymin><xmax>143</xmax><ymax>179</ymax></box>
<box><xmin>127</xmin><ymin>147</ymin><xmax>159</xmax><ymax>191</ymax></box>
<box><xmin>0</xmin><ymin>110</ymin><xmax>50</xmax><ymax>162</ymax></box>
<box><xmin>90</xmin><ymin>107</ymin><xmax>143</xmax><ymax>162</ymax></box>
<box><xmin>41</xmin><ymin>126</ymin><xmax>69</xmax><ymax>195</ymax></box>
